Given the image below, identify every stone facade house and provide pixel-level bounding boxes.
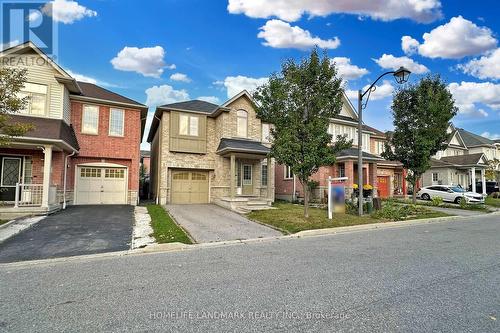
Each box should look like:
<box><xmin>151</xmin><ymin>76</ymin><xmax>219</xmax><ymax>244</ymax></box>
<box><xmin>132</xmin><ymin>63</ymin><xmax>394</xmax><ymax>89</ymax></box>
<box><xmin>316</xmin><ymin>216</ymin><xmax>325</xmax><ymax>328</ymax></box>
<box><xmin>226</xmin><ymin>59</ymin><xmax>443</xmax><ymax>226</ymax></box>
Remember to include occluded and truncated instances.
<box><xmin>274</xmin><ymin>94</ymin><xmax>406</xmax><ymax>202</ymax></box>
<box><xmin>0</xmin><ymin>42</ymin><xmax>147</xmax><ymax>218</ymax></box>
<box><xmin>147</xmin><ymin>91</ymin><xmax>274</xmax><ymax>212</ymax></box>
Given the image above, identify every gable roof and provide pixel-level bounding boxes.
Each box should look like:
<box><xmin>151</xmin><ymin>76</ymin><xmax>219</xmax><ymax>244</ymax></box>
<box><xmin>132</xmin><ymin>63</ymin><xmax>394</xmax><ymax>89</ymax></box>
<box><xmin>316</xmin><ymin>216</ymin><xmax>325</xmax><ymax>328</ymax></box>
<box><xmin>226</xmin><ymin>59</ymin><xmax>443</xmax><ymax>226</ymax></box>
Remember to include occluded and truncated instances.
<box><xmin>439</xmin><ymin>153</ymin><xmax>488</xmax><ymax>166</ymax></box>
<box><xmin>457</xmin><ymin>128</ymin><xmax>495</xmax><ymax>147</ymax></box>
<box><xmin>446</xmin><ymin>129</ymin><xmax>467</xmax><ymax>149</ymax></box>
<box><xmin>222</xmin><ymin>90</ymin><xmax>256</xmax><ymax>108</ymax></box>
<box><xmin>160</xmin><ymin>100</ymin><xmax>220</xmax><ymax>114</ymax></box>
<box><xmin>73</xmin><ymin>82</ymin><xmax>146</xmax><ymax>108</ymax></box>
<box><xmin>216</xmin><ymin>138</ymin><xmax>270</xmax><ymax>155</ymax></box>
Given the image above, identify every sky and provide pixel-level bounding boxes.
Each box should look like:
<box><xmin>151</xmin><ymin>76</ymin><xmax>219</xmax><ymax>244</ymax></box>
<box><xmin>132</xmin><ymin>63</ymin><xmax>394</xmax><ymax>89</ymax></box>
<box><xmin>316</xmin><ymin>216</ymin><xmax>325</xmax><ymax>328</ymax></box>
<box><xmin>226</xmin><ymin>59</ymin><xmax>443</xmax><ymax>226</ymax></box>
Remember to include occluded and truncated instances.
<box><xmin>5</xmin><ymin>0</ymin><xmax>500</xmax><ymax>149</ymax></box>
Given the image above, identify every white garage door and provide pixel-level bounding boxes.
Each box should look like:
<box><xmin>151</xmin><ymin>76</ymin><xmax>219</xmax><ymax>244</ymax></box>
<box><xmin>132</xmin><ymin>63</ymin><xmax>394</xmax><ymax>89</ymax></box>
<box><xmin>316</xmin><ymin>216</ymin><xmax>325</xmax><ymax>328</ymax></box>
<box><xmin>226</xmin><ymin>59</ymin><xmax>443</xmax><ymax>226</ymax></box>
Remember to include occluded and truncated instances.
<box><xmin>76</xmin><ymin>166</ymin><xmax>127</xmax><ymax>204</ymax></box>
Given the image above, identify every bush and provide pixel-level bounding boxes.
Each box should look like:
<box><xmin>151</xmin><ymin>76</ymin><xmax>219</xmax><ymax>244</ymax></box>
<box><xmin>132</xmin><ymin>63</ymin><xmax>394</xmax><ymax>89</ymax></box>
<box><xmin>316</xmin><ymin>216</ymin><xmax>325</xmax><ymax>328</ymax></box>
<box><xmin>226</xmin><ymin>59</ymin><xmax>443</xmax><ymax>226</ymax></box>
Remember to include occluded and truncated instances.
<box><xmin>490</xmin><ymin>192</ymin><xmax>500</xmax><ymax>199</ymax></box>
<box><xmin>371</xmin><ymin>202</ymin><xmax>431</xmax><ymax>221</ymax></box>
<box><xmin>431</xmin><ymin>196</ymin><xmax>443</xmax><ymax>206</ymax></box>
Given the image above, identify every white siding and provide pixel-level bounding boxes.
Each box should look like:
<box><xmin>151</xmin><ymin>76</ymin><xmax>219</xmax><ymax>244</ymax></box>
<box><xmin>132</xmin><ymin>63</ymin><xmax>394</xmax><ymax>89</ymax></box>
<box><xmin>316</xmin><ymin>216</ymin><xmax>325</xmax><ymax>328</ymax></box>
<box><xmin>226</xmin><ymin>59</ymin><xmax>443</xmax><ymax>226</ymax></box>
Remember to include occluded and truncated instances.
<box><xmin>8</xmin><ymin>52</ymin><xmax>64</xmax><ymax>120</ymax></box>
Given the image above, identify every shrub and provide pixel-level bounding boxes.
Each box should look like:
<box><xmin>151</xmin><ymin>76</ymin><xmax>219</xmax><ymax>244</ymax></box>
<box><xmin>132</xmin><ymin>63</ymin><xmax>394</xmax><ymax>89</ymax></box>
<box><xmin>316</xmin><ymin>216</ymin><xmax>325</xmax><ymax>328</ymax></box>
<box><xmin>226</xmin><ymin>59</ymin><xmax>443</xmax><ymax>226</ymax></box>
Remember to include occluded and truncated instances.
<box><xmin>371</xmin><ymin>202</ymin><xmax>431</xmax><ymax>221</ymax></box>
<box><xmin>431</xmin><ymin>196</ymin><xmax>443</xmax><ymax>206</ymax></box>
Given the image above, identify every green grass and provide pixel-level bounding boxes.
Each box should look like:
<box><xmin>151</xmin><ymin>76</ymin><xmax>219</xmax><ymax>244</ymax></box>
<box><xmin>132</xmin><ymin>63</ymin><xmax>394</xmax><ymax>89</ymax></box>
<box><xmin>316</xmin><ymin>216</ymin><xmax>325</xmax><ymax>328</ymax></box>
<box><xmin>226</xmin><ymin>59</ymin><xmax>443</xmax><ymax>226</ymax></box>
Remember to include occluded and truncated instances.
<box><xmin>0</xmin><ymin>220</ymin><xmax>9</xmax><ymax>226</ymax></box>
<box><xmin>386</xmin><ymin>198</ymin><xmax>488</xmax><ymax>211</ymax></box>
<box><xmin>147</xmin><ymin>205</ymin><xmax>192</xmax><ymax>244</ymax></box>
<box><xmin>485</xmin><ymin>197</ymin><xmax>500</xmax><ymax>207</ymax></box>
<box><xmin>372</xmin><ymin>202</ymin><xmax>451</xmax><ymax>221</ymax></box>
<box><xmin>248</xmin><ymin>202</ymin><xmax>382</xmax><ymax>234</ymax></box>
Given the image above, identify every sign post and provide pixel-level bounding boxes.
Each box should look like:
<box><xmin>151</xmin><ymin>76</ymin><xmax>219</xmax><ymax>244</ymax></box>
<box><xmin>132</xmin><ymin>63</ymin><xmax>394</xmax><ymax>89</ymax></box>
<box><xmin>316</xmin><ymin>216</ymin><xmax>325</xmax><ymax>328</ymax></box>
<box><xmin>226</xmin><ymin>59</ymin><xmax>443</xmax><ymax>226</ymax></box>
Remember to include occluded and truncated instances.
<box><xmin>328</xmin><ymin>176</ymin><xmax>348</xmax><ymax>219</ymax></box>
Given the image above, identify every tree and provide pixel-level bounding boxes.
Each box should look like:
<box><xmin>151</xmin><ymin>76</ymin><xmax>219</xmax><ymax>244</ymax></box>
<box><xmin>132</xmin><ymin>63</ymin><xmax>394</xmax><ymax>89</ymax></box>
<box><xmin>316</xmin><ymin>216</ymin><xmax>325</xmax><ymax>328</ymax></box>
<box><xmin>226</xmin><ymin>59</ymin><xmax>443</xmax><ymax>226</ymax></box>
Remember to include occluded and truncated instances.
<box><xmin>383</xmin><ymin>75</ymin><xmax>458</xmax><ymax>203</ymax></box>
<box><xmin>485</xmin><ymin>158</ymin><xmax>500</xmax><ymax>183</ymax></box>
<box><xmin>253</xmin><ymin>48</ymin><xmax>351</xmax><ymax>217</ymax></box>
<box><xmin>0</xmin><ymin>67</ymin><xmax>33</xmax><ymax>145</ymax></box>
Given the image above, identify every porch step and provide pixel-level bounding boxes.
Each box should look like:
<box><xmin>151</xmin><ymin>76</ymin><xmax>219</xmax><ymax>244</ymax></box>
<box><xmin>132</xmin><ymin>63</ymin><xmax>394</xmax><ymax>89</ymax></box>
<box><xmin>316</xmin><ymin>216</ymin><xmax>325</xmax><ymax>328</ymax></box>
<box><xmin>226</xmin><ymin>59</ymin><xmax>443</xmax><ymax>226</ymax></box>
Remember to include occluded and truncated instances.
<box><xmin>247</xmin><ymin>200</ymin><xmax>270</xmax><ymax>206</ymax></box>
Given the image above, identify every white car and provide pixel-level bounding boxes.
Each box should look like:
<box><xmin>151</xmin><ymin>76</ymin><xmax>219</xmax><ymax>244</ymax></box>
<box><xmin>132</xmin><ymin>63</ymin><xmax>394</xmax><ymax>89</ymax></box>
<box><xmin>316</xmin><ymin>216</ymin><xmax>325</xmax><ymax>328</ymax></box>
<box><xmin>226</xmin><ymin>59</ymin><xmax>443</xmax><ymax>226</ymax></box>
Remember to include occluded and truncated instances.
<box><xmin>417</xmin><ymin>185</ymin><xmax>485</xmax><ymax>204</ymax></box>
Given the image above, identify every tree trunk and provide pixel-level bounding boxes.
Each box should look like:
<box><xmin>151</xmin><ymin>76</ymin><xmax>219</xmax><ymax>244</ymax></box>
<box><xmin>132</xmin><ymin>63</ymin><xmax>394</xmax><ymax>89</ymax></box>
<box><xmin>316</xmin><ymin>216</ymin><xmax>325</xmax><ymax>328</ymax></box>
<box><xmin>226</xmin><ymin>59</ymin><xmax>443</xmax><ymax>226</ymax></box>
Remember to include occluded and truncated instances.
<box><xmin>412</xmin><ymin>183</ymin><xmax>417</xmax><ymax>204</ymax></box>
<box><xmin>302</xmin><ymin>183</ymin><xmax>309</xmax><ymax>218</ymax></box>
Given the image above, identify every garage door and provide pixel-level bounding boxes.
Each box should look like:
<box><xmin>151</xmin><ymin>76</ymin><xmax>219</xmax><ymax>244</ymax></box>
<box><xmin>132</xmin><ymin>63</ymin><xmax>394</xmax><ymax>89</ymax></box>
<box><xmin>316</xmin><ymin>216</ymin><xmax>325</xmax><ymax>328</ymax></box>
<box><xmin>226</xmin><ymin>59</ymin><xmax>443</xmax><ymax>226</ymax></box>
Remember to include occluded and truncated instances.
<box><xmin>171</xmin><ymin>170</ymin><xmax>209</xmax><ymax>204</ymax></box>
<box><xmin>76</xmin><ymin>166</ymin><xmax>127</xmax><ymax>204</ymax></box>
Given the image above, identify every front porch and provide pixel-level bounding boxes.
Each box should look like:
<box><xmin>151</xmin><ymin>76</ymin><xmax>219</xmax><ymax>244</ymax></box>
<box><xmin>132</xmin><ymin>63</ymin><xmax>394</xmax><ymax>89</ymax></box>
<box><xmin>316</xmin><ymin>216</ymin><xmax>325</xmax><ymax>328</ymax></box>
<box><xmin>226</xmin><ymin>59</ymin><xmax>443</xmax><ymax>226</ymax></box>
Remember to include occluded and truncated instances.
<box><xmin>0</xmin><ymin>143</ymin><xmax>74</xmax><ymax>219</ymax></box>
<box><xmin>215</xmin><ymin>138</ymin><xmax>273</xmax><ymax>212</ymax></box>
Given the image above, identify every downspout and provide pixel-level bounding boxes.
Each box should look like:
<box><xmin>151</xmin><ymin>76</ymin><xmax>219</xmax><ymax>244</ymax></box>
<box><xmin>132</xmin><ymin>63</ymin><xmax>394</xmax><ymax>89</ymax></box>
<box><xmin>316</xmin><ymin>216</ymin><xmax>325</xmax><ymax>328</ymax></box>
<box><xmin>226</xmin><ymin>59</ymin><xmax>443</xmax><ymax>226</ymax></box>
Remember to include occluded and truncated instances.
<box><xmin>155</xmin><ymin>114</ymin><xmax>162</xmax><ymax>205</ymax></box>
<box><xmin>63</xmin><ymin>150</ymin><xmax>76</xmax><ymax>209</ymax></box>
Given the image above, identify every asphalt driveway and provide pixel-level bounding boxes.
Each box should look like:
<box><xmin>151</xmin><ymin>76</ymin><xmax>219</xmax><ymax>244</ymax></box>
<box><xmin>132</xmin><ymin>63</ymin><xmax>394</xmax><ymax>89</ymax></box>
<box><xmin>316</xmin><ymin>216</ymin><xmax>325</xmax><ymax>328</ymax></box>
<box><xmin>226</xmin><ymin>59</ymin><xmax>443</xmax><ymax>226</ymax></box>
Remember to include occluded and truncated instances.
<box><xmin>0</xmin><ymin>205</ymin><xmax>133</xmax><ymax>263</ymax></box>
<box><xmin>165</xmin><ymin>204</ymin><xmax>282</xmax><ymax>243</ymax></box>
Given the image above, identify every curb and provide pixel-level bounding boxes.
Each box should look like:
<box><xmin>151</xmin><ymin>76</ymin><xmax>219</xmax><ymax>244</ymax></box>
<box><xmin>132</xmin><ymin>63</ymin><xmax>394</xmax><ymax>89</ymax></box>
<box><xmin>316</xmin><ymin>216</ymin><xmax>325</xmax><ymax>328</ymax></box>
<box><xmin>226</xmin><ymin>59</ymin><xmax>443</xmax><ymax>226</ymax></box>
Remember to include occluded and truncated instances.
<box><xmin>1</xmin><ymin>213</ymin><xmax>494</xmax><ymax>268</ymax></box>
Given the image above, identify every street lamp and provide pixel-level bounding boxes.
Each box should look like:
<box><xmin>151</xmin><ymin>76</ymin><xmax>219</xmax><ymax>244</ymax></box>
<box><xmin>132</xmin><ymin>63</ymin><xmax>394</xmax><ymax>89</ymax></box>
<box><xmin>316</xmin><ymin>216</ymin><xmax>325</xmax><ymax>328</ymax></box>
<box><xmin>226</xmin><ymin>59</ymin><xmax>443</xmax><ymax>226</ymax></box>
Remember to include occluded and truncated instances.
<box><xmin>357</xmin><ymin>66</ymin><xmax>411</xmax><ymax>216</ymax></box>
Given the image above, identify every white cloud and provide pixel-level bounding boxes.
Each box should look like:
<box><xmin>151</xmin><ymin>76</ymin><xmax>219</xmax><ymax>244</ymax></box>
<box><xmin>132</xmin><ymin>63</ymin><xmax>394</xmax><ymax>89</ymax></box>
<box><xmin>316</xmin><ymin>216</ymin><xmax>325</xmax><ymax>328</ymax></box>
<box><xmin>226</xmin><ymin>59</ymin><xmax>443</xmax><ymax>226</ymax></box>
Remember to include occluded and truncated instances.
<box><xmin>405</xmin><ymin>16</ymin><xmax>497</xmax><ymax>59</ymax></box>
<box><xmin>401</xmin><ymin>36</ymin><xmax>419</xmax><ymax>55</ymax></box>
<box><xmin>216</xmin><ymin>75</ymin><xmax>268</xmax><ymax>98</ymax></box>
<box><xmin>42</xmin><ymin>0</ymin><xmax>97</xmax><ymax>24</ymax></box>
<box><xmin>448</xmin><ymin>81</ymin><xmax>500</xmax><ymax>117</ymax></box>
<box><xmin>373</xmin><ymin>54</ymin><xmax>429</xmax><ymax>74</ymax></box>
<box><xmin>257</xmin><ymin>19</ymin><xmax>340</xmax><ymax>50</ymax></box>
<box><xmin>170</xmin><ymin>73</ymin><xmax>191</xmax><ymax>83</ymax></box>
<box><xmin>228</xmin><ymin>0</ymin><xmax>442</xmax><ymax>23</ymax></box>
<box><xmin>28</xmin><ymin>10</ymin><xmax>42</xmax><ymax>23</ymax></box>
<box><xmin>331</xmin><ymin>57</ymin><xmax>368</xmax><ymax>80</ymax></box>
<box><xmin>197</xmin><ymin>96</ymin><xmax>220</xmax><ymax>104</ymax></box>
<box><xmin>66</xmin><ymin>70</ymin><xmax>97</xmax><ymax>84</ymax></box>
<box><xmin>166</xmin><ymin>64</ymin><xmax>177</xmax><ymax>70</ymax></box>
<box><xmin>458</xmin><ymin>48</ymin><xmax>500</xmax><ymax>80</ymax></box>
<box><xmin>346</xmin><ymin>80</ymin><xmax>394</xmax><ymax>101</ymax></box>
<box><xmin>0</xmin><ymin>40</ymin><xmax>19</xmax><ymax>51</ymax></box>
<box><xmin>111</xmin><ymin>46</ymin><xmax>166</xmax><ymax>78</ymax></box>
<box><xmin>145</xmin><ymin>85</ymin><xmax>189</xmax><ymax>107</ymax></box>
<box><xmin>481</xmin><ymin>132</ymin><xmax>500</xmax><ymax>140</ymax></box>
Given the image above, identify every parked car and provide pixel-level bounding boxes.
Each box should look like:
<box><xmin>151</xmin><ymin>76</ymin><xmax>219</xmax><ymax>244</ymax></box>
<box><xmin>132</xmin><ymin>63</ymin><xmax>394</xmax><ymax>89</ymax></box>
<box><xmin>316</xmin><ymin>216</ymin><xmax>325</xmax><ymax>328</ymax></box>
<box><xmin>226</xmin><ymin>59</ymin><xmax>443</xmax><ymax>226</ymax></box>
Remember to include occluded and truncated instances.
<box><xmin>468</xmin><ymin>181</ymin><xmax>499</xmax><ymax>195</ymax></box>
<box><xmin>417</xmin><ymin>185</ymin><xmax>485</xmax><ymax>204</ymax></box>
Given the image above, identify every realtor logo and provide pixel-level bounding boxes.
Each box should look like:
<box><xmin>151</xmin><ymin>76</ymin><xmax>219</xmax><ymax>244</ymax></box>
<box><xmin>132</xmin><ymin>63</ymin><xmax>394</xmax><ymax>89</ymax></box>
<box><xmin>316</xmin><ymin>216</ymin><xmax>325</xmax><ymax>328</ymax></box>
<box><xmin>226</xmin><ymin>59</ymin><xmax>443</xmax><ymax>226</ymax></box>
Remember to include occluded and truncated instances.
<box><xmin>1</xmin><ymin>1</ymin><xmax>57</xmax><ymax>57</ymax></box>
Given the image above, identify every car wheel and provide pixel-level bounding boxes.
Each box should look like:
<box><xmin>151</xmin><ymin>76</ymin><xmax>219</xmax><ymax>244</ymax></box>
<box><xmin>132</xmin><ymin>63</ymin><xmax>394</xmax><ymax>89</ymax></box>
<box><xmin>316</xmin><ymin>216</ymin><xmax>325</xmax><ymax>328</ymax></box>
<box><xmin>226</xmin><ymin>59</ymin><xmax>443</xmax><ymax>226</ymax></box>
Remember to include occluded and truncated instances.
<box><xmin>421</xmin><ymin>193</ymin><xmax>430</xmax><ymax>200</ymax></box>
<box><xmin>455</xmin><ymin>197</ymin><xmax>464</xmax><ymax>204</ymax></box>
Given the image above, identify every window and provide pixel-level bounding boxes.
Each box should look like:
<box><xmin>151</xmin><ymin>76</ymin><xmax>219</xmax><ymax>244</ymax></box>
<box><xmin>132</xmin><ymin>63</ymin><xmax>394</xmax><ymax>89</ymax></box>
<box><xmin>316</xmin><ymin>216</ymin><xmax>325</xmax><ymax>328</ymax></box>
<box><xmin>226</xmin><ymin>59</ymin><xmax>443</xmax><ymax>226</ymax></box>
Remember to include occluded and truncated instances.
<box><xmin>105</xmin><ymin>168</ymin><xmax>125</xmax><ymax>178</ymax></box>
<box><xmin>109</xmin><ymin>108</ymin><xmax>124</xmax><ymax>136</ymax></box>
<box><xmin>432</xmin><ymin>173</ymin><xmax>439</xmax><ymax>182</ymax></box>
<box><xmin>179</xmin><ymin>114</ymin><xmax>199</xmax><ymax>136</ymax></box>
<box><xmin>337</xmin><ymin>163</ymin><xmax>345</xmax><ymax>178</ymax></box>
<box><xmin>82</xmin><ymin>105</ymin><xmax>99</xmax><ymax>134</ymax></box>
<box><xmin>19</xmin><ymin>82</ymin><xmax>47</xmax><ymax>115</ymax></box>
<box><xmin>261</xmin><ymin>164</ymin><xmax>268</xmax><ymax>186</ymax></box>
<box><xmin>237</xmin><ymin>110</ymin><xmax>248</xmax><ymax>137</ymax></box>
<box><xmin>262</xmin><ymin>123</ymin><xmax>271</xmax><ymax>142</ymax></box>
<box><xmin>376</xmin><ymin>141</ymin><xmax>385</xmax><ymax>155</ymax></box>
<box><xmin>80</xmin><ymin>168</ymin><xmax>101</xmax><ymax>178</ymax></box>
<box><xmin>191</xmin><ymin>172</ymin><xmax>206</xmax><ymax>180</ymax></box>
<box><xmin>284</xmin><ymin>165</ymin><xmax>293</xmax><ymax>179</ymax></box>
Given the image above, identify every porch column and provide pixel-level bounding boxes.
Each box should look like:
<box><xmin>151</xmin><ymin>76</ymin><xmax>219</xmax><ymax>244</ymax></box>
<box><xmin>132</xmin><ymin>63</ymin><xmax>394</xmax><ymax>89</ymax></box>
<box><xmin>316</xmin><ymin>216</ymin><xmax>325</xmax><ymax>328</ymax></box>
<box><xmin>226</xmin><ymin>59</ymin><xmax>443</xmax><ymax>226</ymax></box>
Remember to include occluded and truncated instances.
<box><xmin>471</xmin><ymin>167</ymin><xmax>476</xmax><ymax>193</ymax></box>
<box><xmin>402</xmin><ymin>169</ymin><xmax>407</xmax><ymax>196</ymax></box>
<box><xmin>267</xmin><ymin>156</ymin><xmax>272</xmax><ymax>200</ymax></box>
<box><xmin>41</xmin><ymin>145</ymin><xmax>53</xmax><ymax>208</ymax></box>
<box><xmin>481</xmin><ymin>169</ymin><xmax>486</xmax><ymax>195</ymax></box>
<box><xmin>230</xmin><ymin>154</ymin><xmax>235</xmax><ymax>198</ymax></box>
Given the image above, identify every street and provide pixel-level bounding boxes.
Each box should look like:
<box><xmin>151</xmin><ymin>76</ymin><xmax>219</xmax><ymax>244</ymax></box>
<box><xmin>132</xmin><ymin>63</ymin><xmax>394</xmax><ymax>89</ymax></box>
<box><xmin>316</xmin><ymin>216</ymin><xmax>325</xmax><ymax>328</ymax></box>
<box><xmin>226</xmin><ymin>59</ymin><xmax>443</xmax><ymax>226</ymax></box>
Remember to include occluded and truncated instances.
<box><xmin>1</xmin><ymin>215</ymin><xmax>499</xmax><ymax>332</ymax></box>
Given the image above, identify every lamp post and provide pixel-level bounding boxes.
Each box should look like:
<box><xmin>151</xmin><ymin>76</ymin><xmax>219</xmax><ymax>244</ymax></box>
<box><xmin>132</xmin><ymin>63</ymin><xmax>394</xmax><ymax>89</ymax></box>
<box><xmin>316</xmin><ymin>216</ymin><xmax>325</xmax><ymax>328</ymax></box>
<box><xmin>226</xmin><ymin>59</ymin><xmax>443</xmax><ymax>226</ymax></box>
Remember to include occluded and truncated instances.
<box><xmin>357</xmin><ymin>67</ymin><xmax>411</xmax><ymax>216</ymax></box>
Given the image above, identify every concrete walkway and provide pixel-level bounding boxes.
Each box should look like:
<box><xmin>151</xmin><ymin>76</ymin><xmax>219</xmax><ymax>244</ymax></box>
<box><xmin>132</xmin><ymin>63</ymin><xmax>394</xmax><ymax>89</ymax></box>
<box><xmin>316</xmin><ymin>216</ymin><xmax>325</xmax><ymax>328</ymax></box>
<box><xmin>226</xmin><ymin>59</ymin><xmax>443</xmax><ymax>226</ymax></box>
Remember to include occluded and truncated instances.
<box><xmin>0</xmin><ymin>216</ymin><xmax>46</xmax><ymax>243</ymax></box>
<box><xmin>424</xmin><ymin>206</ymin><xmax>488</xmax><ymax>217</ymax></box>
<box><xmin>165</xmin><ymin>204</ymin><xmax>282</xmax><ymax>243</ymax></box>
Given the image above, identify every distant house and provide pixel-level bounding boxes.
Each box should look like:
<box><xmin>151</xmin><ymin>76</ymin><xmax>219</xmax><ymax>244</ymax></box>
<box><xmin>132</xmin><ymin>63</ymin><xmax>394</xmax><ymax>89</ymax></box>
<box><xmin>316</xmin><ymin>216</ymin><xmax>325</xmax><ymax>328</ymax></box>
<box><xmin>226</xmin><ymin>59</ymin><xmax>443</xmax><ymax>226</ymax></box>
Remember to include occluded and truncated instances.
<box><xmin>274</xmin><ymin>94</ymin><xmax>406</xmax><ymax>202</ymax></box>
<box><xmin>422</xmin><ymin>124</ymin><xmax>499</xmax><ymax>193</ymax></box>
<box><xmin>140</xmin><ymin>150</ymin><xmax>151</xmax><ymax>177</ymax></box>
<box><xmin>147</xmin><ymin>91</ymin><xmax>273</xmax><ymax>212</ymax></box>
<box><xmin>0</xmin><ymin>42</ymin><xmax>147</xmax><ymax>218</ymax></box>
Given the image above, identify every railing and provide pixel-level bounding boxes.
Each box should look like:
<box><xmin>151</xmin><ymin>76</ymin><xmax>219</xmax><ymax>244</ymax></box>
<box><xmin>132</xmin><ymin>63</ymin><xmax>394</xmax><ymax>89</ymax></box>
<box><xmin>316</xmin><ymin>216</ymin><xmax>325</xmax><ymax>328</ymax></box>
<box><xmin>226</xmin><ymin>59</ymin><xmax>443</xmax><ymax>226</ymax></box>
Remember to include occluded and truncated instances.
<box><xmin>14</xmin><ymin>183</ymin><xmax>44</xmax><ymax>207</ymax></box>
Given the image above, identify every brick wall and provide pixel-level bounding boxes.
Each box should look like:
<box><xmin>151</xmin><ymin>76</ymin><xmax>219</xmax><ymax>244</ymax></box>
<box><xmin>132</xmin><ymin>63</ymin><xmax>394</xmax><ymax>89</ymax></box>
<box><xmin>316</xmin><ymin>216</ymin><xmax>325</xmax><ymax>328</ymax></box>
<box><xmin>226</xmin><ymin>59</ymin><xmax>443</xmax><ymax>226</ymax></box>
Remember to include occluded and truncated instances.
<box><xmin>70</xmin><ymin>101</ymin><xmax>141</xmax><ymax>192</ymax></box>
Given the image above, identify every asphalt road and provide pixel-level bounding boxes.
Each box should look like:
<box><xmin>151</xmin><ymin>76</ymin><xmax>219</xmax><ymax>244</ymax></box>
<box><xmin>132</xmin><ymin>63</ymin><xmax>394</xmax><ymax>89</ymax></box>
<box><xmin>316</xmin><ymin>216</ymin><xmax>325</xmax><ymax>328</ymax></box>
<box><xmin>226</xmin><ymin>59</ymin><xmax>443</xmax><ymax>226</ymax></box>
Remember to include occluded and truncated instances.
<box><xmin>1</xmin><ymin>214</ymin><xmax>499</xmax><ymax>332</ymax></box>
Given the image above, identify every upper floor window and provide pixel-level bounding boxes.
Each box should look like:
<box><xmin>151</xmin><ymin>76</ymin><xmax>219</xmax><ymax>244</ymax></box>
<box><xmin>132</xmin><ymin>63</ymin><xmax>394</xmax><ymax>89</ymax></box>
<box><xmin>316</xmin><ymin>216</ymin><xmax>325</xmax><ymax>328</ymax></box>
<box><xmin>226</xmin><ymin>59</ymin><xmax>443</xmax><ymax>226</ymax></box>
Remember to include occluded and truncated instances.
<box><xmin>82</xmin><ymin>105</ymin><xmax>99</xmax><ymax>134</ymax></box>
<box><xmin>237</xmin><ymin>110</ymin><xmax>248</xmax><ymax>137</ymax></box>
<box><xmin>262</xmin><ymin>123</ymin><xmax>271</xmax><ymax>143</ymax></box>
<box><xmin>19</xmin><ymin>82</ymin><xmax>47</xmax><ymax>116</ymax></box>
<box><xmin>337</xmin><ymin>163</ymin><xmax>345</xmax><ymax>178</ymax></box>
<box><xmin>284</xmin><ymin>165</ymin><xmax>293</xmax><ymax>179</ymax></box>
<box><xmin>375</xmin><ymin>141</ymin><xmax>385</xmax><ymax>155</ymax></box>
<box><xmin>179</xmin><ymin>114</ymin><xmax>199</xmax><ymax>136</ymax></box>
<box><xmin>109</xmin><ymin>108</ymin><xmax>124</xmax><ymax>136</ymax></box>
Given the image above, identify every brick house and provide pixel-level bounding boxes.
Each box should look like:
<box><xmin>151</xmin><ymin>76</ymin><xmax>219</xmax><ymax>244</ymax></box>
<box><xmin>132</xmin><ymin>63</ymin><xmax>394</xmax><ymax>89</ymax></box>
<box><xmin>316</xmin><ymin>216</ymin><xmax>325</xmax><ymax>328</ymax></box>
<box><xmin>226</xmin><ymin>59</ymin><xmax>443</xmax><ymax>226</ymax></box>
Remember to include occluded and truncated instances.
<box><xmin>147</xmin><ymin>91</ymin><xmax>274</xmax><ymax>212</ymax></box>
<box><xmin>0</xmin><ymin>42</ymin><xmax>146</xmax><ymax>218</ymax></box>
<box><xmin>274</xmin><ymin>94</ymin><xmax>406</xmax><ymax>202</ymax></box>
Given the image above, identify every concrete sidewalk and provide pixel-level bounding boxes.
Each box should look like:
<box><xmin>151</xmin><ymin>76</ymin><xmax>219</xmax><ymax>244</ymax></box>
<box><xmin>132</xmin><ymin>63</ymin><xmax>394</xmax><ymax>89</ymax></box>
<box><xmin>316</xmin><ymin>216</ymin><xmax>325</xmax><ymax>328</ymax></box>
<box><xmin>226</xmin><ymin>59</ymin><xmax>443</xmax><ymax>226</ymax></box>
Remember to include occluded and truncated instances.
<box><xmin>0</xmin><ymin>216</ymin><xmax>46</xmax><ymax>243</ymax></box>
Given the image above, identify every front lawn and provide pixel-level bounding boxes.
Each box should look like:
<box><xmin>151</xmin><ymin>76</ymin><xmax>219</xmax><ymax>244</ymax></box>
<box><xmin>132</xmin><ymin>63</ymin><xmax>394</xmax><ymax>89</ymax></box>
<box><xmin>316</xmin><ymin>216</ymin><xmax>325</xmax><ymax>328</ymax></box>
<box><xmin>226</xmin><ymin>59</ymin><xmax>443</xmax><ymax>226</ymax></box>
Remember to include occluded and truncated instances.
<box><xmin>387</xmin><ymin>198</ymin><xmax>489</xmax><ymax>211</ymax></box>
<box><xmin>485</xmin><ymin>197</ymin><xmax>500</xmax><ymax>207</ymax></box>
<box><xmin>248</xmin><ymin>202</ymin><xmax>451</xmax><ymax>234</ymax></box>
<box><xmin>0</xmin><ymin>220</ymin><xmax>8</xmax><ymax>226</ymax></box>
<box><xmin>147</xmin><ymin>205</ymin><xmax>192</xmax><ymax>244</ymax></box>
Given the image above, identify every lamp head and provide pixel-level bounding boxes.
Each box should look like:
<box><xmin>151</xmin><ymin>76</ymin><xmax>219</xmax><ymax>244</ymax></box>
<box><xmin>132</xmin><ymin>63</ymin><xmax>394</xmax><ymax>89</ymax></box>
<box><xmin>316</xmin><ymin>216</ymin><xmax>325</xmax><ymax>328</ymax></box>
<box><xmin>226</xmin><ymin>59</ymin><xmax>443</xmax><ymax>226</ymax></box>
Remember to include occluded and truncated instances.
<box><xmin>394</xmin><ymin>66</ymin><xmax>411</xmax><ymax>84</ymax></box>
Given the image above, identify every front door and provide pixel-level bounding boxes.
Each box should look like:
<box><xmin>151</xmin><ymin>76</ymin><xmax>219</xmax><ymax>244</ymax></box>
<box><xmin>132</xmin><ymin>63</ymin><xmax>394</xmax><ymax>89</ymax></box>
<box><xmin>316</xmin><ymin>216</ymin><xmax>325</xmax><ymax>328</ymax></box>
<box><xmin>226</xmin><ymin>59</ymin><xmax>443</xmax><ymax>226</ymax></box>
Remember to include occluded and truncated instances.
<box><xmin>377</xmin><ymin>176</ymin><xmax>390</xmax><ymax>198</ymax></box>
<box><xmin>242</xmin><ymin>164</ymin><xmax>253</xmax><ymax>195</ymax></box>
<box><xmin>0</xmin><ymin>157</ymin><xmax>22</xmax><ymax>201</ymax></box>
